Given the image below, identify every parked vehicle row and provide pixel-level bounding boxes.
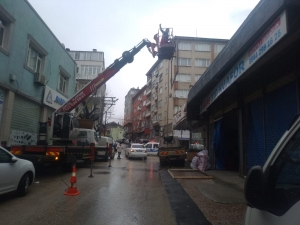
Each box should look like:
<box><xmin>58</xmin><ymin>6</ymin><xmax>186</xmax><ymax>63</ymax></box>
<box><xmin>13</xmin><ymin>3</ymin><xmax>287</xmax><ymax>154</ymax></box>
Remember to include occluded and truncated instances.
<box><xmin>0</xmin><ymin>146</ymin><xmax>35</xmax><ymax>197</ymax></box>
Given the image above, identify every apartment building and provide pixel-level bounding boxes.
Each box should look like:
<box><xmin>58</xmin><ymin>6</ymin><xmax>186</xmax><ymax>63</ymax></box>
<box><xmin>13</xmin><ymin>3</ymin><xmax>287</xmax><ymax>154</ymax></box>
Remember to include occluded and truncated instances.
<box><xmin>67</xmin><ymin>49</ymin><xmax>106</xmax><ymax>129</ymax></box>
<box><xmin>123</xmin><ymin>88</ymin><xmax>140</xmax><ymax>139</ymax></box>
<box><xmin>146</xmin><ymin>36</ymin><xmax>229</xmax><ymax>142</ymax></box>
<box><xmin>131</xmin><ymin>85</ymin><xmax>150</xmax><ymax>142</ymax></box>
<box><xmin>0</xmin><ymin>0</ymin><xmax>76</xmax><ymax>146</ymax></box>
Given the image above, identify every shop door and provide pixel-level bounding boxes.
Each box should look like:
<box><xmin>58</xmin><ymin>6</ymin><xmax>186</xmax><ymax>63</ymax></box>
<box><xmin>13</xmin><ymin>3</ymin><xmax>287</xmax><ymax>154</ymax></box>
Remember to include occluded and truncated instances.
<box><xmin>212</xmin><ymin>119</ymin><xmax>226</xmax><ymax>170</ymax></box>
<box><xmin>223</xmin><ymin>109</ymin><xmax>239</xmax><ymax>171</ymax></box>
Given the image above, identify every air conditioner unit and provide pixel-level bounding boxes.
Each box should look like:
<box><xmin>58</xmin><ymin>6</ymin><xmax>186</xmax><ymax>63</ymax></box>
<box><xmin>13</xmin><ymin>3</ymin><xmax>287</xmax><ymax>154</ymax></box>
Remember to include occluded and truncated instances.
<box><xmin>35</xmin><ymin>73</ymin><xmax>46</xmax><ymax>86</ymax></box>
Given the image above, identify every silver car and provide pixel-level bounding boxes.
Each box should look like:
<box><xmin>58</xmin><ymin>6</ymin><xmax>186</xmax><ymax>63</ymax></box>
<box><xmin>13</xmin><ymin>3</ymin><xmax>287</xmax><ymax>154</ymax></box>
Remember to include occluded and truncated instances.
<box><xmin>125</xmin><ymin>143</ymin><xmax>147</xmax><ymax>159</ymax></box>
<box><xmin>0</xmin><ymin>146</ymin><xmax>35</xmax><ymax>196</ymax></box>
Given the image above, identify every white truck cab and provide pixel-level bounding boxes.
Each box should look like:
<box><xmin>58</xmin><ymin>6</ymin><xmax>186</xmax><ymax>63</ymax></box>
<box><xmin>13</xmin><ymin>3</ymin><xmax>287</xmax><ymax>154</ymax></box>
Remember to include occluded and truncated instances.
<box><xmin>244</xmin><ymin>115</ymin><xmax>300</xmax><ymax>225</ymax></box>
<box><xmin>77</xmin><ymin>129</ymin><xmax>98</xmax><ymax>146</ymax></box>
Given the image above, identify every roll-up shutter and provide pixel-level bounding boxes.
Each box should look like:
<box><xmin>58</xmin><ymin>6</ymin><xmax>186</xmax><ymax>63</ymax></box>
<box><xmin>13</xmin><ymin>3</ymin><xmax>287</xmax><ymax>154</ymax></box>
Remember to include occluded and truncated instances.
<box><xmin>264</xmin><ymin>82</ymin><xmax>297</xmax><ymax>157</ymax></box>
<box><xmin>244</xmin><ymin>97</ymin><xmax>264</xmax><ymax>172</ymax></box>
<box><xmin>11</xmin><ymin>95</ymin><xmax>41</xmax><ymax>133</ymax></box>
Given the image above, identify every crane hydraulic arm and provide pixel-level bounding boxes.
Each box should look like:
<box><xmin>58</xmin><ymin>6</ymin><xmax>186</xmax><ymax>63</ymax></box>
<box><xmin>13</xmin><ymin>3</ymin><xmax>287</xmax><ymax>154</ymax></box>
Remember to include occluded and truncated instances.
<box><xmin>56</xmin><ymin>39</ymin><xmax>153</xmax><ymax>114</ymax></box>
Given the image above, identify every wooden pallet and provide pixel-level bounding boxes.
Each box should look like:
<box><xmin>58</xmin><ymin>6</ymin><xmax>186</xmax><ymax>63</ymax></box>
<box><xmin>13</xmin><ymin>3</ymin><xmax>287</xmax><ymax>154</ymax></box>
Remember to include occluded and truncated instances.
<box><xmin>168</xmin><ymin>169</ymin><xmax>214</xmax><ymax>179</ymax></box>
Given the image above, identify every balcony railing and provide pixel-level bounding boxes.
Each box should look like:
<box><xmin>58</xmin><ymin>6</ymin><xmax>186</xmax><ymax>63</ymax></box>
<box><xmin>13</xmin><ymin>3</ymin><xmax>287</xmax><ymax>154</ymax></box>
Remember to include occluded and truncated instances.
<box><xmin>146</xmin><ymin>89</ymin><xmax>151</xmax><ymax>96</ymax></box>
<box><xmin>146</xmin><ymin>100</ymin><xmax>151</xmax><ymax>107</ymax></box>
<box><xmin>146</xmin><ymin>111</ymin><xmax>151</xmax><ymax>117</ymax></box>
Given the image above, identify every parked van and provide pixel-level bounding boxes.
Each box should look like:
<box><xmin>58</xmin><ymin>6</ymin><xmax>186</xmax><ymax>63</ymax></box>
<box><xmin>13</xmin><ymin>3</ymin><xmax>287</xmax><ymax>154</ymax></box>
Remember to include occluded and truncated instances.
<box><xmin>244</xmin><ymin>114</ymin><xmax>300</xmax><ymax>224</ymax></box>
<box><xmin>145</xmin><ymin>142</ymin><xmax>159</xmax><ymax>156</ymax></box>
<box><xmin>97</xmin><ymin>136</ymin><xmax>115</xmax><ymax>160</ymax></box>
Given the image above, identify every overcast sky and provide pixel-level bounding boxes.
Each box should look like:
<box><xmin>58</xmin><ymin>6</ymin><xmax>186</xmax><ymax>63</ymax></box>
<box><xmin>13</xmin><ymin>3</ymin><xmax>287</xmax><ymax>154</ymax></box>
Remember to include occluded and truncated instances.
<box><xmin>28</xmin><ymin>0</ymin><xmax>260</xmax><ymax>124</ymax></box>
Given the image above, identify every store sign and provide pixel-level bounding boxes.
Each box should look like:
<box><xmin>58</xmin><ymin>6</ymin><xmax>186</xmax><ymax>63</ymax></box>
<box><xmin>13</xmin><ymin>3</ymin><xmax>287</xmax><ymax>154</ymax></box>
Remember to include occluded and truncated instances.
<box><xmin>200</xmin><ymin>11</ymin><xmax>287</xmax><ymax>114</ymax></box>
<box><xmin>0</xmin><ymin>89</ymin><xmax>4</xmax><ymax>127</ymax></box>
<box><xmin>43</xmin><ymin>86</ymin><xmax>68</xmax><ymax>110</ymax></box>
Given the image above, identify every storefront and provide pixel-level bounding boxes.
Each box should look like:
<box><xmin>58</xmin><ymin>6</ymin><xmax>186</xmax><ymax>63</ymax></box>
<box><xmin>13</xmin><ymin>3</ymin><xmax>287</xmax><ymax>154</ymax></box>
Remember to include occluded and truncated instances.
<box><xmin>187</xmin><ymin>0</ymin><xmax>300</xmax><ymax>177</ymax></box>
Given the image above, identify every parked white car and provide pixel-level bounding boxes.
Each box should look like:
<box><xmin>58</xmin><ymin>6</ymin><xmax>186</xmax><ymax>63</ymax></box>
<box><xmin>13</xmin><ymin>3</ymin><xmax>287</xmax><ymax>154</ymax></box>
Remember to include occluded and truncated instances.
<box><xmin>125</xmin><ymin>143</ymin><xmax>147</xmax><ymax>159</ymax></box>
<box><xmin>0</xmin><ymin>146</ymin><xmax>35</xmax><ymax>196</ymax></box>
<box><xmin>145</xmin><ymin>142</ymin><xmax>159</xmax><ymax>156</ymax></box>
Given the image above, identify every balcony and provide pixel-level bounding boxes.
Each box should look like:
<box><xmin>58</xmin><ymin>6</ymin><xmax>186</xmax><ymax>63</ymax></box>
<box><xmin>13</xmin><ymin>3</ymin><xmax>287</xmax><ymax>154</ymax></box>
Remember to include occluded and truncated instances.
<box><xmin>145</xmin><ymin>111</ymin><xmax>151</xmax><ymax>117</ymax></box>
<box><xmin>153</xmin><ymin>95</ymin><xmax>158</xmax><ymax>101</ymax></box>
<box><xmin>153</xmin><ymin>107</ymin><xmax>157</xmax><ymax>113</ymax></box>
<box><xmin>147</xmin><ymin>79</ymin><xmax>152</xmax><ymax>86</ymax></box>
<box><xmin>146</xmin><ymin>100</ymin><xmax>151</xmax><ymax>107</ymax></box>
<box><xmin>146</xmin><ymin>89</ymin><xmax>151</xmax><ymax>96</ymax></box>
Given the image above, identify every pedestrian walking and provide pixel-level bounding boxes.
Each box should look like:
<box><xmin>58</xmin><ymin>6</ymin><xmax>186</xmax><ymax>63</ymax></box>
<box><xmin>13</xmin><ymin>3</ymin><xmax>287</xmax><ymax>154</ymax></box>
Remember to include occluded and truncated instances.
<box><xmin>117</xmin><ymin>143</ymin><xmax>122</xmax><ymax>159</ymax></box>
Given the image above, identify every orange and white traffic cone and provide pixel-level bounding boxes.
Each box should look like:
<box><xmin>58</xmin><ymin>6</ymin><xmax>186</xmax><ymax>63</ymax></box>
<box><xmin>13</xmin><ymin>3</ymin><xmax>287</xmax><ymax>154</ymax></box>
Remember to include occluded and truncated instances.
<box><xmin>64</xmin><ymin>165</ymin><xmax>80</xmax><ymax>196</ymax></box>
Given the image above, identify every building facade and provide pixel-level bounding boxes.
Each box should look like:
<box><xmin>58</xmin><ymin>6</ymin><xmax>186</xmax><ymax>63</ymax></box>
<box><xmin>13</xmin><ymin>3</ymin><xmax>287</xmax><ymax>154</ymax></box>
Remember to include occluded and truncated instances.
<box><xmin>0</xmin><ymin>0</ymin><xmax>76</xmax><ymax>146</ymax></box>
<box><xmin>123</xmin><ymin>88</ymin><xmax>139</xmax><ymax>139</ymax></box>
<box><xmin>67</xmin><ymin>49</ymin><xmax>106</xmax><ymax>130</ymax></box>
<box><xmin>187</xmin><ymin>0</ymin><xmax>300</xmax><ymax>177</ymax></box>
<box><xmin>131</xmin><ymin>85</ymin><xmax>150</xmax><ymax>142</ymax></box>
<box><xmin>146</xmin><ymin>36</ymin><xmax>228</xmax><ymax>143</ymax></box>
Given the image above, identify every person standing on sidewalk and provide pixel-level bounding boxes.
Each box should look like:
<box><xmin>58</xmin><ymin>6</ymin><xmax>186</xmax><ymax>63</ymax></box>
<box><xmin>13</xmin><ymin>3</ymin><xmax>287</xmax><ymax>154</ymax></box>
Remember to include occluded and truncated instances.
<box><xmin>117</xmin><ymin>143</ymin><xmax>122</xmax><ymax>159</ymax></box>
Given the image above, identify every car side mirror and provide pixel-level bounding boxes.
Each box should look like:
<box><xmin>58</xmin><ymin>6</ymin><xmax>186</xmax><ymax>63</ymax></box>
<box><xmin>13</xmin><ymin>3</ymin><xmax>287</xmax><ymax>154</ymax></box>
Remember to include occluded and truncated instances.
<box><xmin>11</xmin><ymin>156</ymin><xmax>18</xmax><ymax>163</ymax></box>
<box><xmin>244</xmin><ymin>165</ymin><xmax>266</xmax><ymax>210</ymax></box>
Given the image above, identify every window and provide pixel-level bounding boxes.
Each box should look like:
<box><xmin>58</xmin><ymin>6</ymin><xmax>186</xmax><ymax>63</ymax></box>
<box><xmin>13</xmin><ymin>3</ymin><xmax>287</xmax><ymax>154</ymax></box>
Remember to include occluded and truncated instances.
<box><xmin>195</xmin><ymin>43</ymin><xmax>211</xmax><ymax>52</ymax></box>
<box><xmin>263</xmin><ymin>127</ymin><xmax>300</xmax><ymax>216</ymax></box>
<box><xmin>178</xmin><ymin>42</ymin><xmax>191</xmax><ymax>50</ymax></box>
<box><xmin>159</xmin><ymin>73</ymin><xmax>163</xmax><ymax>82</ymax></box>
<box><xmin>58</xmin><ymin>66</ymin><xmax>70</xmax><ymax>96</ymax></box>
<box><xmin>0</xmin><ymin>18</ymin><xmax>6</xmax><ymax>48</ymax></box>
<box><xmin>164</xmin><ymin>97</ymin><xmax>167</xmax><ymax>103</ymax></box>
<box><xmin>158</xmin><ymin>100</ymin><xmax>162</xmax><ymax>108</ymax></box>
<box><xmin>165</xmin><ymin>82</ymin><xmax>168</xmax><ymax>89</ymax></box>
<box><xmin>143</xmin><ymin>100</ymin><xmax>146</xmax><ymax>106</ymax></box>
<box><xmin>178</xmin><ymin>58</ymin><xmax>191</xmax><ymax>66</ymax></box>
<box><xmin>195</xmin><ymin>74</ymin><xmax>202</xmax><ymax>82</ymax></box>
<box><xmin>158</xmin><ymin>114</ymin><xmax>162</xmax><ymax>121</ymax></box>
<box><xmin>74</xmin><ymin>51</ymin><xmax>103</xmax><ymax>61</ymax></box>
<box><xmin>0</xmin><ymin>7</ymin><xmax>15</xmax><ymax>53</ymax></box>
<box><xmin>58</xmin><ymin>73</ymin><xmax>68</xmax><ymax>95</ymax></box>
<box><xmin>26</xmin><ymin>35</ymin><xmax>48</xmax><ymax>74</ymax></box>
<box><xmin>174</xmin><ymin>106</ymin><xmax>181</xmax><ymax>114</ymax></box>
<box><xmin>159</xmin><ymin>61</ymin><xmax>163</xmax><ymax>69</ymax></box>
<box><xmin>195</xmin><ymin>59</ymin><xmax>210</xmax><ymax>67</ymax></box>
<box><xmin>27</xmin><ymin>46</ymin><xmax>42</xmax><ymax>73</ymax></box>
<box><xmin>215</xmin><ymin>44</ymin><xmax>225</xmax><ymax>53</ymax></box>
<box><xmin>159</xmin><ymin>87</ymin><xmax>162</xmax><ymax>94</ymax></box>
<box><xmin>175</xmin><ymin>90</ymin><xmax>189</xmax><ymax>98</ymax></box>
<box><xmin>0</xmin><ymin>148</ymin><xmax>11</xmax><ymax>162</ymax></box>
<box><xmin>80</xmin><ymin>65</ymin><xmax>101</xmax><ymax>75</ymax></box>
<box><xmin>175</xmin><ymin>74</ymin><xmax>191</xmax><ymax>82</ymax></box>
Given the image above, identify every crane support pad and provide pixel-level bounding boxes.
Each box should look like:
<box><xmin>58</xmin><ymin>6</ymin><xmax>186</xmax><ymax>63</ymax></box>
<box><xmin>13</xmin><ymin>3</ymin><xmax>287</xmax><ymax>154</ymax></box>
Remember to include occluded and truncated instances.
<box><xmin>168</xmin><ymin>169</ymin><xmax>213</xmax><ymax>179</ymax></box>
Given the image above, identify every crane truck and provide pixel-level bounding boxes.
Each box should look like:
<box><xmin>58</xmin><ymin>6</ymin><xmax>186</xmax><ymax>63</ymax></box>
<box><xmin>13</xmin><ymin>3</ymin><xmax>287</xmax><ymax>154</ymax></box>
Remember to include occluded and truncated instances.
<box><xmin>9</xmin><ymin>30</ymin><xmax>176</xmax><ymax>170</ymax></box>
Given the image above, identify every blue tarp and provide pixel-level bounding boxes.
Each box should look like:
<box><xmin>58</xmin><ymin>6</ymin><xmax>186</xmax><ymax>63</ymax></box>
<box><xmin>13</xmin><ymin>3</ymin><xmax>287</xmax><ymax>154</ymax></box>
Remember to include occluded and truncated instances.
<box><xmin>213</xmin><ymin>119</ymin><xmax>226</xmax><ymax>170</ymax></box>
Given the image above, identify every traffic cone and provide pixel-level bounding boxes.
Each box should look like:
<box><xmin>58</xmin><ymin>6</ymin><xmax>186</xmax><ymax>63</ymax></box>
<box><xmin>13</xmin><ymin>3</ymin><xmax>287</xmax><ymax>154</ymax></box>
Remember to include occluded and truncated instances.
<box><xmin>64</xmin><ymin>165</ymin><xmax>80</xmax><ymax>196</ymax></box>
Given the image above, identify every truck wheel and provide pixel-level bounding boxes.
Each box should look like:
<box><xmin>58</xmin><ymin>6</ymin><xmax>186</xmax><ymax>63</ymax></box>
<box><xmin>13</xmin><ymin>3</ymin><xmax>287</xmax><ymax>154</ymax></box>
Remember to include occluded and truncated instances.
<box><xmin>17</xmin><ymin>173</ymin><xmax>30</xmax><ymax>196</ymax></box>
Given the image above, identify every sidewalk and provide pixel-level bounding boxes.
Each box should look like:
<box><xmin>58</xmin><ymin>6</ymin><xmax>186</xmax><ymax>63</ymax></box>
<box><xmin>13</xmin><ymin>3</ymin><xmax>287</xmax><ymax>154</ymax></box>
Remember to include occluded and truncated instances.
<box><xmin>169</xmin><ymin>162</ymin><xmax>247</xmax><ymax>225</ymax></box>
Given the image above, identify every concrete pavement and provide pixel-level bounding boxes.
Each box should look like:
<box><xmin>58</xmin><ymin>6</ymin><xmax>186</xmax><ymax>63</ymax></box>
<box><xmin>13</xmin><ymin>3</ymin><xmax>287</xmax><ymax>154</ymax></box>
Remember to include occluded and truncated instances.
<box><xmin>159</xmin><ymin>161</ymin><xmax>247</xmax><ymax>225</ymax></box>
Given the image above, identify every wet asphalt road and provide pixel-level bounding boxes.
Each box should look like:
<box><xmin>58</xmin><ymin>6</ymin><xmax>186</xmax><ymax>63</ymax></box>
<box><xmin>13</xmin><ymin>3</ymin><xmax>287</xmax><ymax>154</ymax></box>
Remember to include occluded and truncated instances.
<box><xmin>0</xmin><ymin>150</ymin><xmax>211</xmax><ymax>225</ymax></box>
<box><xmin>0</xmin><ymin>152</ymin><xmax>177</xmax><ymax>225</ymax></box>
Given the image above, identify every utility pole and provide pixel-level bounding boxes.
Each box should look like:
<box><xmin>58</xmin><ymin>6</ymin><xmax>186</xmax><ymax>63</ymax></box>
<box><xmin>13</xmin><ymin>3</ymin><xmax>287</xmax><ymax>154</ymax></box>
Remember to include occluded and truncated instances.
<box><xmin>102</xmin><ymin>97</ymin><xmax>118</xmax><ymax>136</ymax></box>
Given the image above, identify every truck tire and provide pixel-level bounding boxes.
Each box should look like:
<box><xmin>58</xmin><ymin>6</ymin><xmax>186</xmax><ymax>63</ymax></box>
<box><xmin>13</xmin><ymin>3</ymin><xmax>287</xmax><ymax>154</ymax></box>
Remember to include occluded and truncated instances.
<box><xmin>17</xmin><ymin>173</ymin><xmax>30</xmax><ymax>196</ymax></box>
